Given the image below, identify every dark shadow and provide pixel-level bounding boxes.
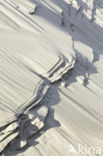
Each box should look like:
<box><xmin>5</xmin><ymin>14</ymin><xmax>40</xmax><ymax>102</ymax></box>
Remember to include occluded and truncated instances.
<box><xmin>3</xmin><ymin>113</ymin><xmax>42</xmax><ymax>156</ymax></box>
<box><xmin>2</xmin><ymin>0</ymin><xmax>103</xmax><ymax>155</ymax></box>
<box><xmin>63</xmin><ymin>39</ymin><xmax>97</xmax><ymax>87</ymax></box>
<box><xmin>30</xmin><ymin>0</ymin><xmax>103</xmax><ymax>58</ymax></box>
<box><xmin>44</xmin><ymin>86</ymin><xmax>61</xmax><ymax>131</ymax></box>
<box><xmin>28</xmin><ymin>0</ymin><xmax>103</xmax><ymax>87</ymax></box>
<box><xmin>3</xmin><ymin>86</ymin><xmax>61</xmax><ymax>156</ymax></box>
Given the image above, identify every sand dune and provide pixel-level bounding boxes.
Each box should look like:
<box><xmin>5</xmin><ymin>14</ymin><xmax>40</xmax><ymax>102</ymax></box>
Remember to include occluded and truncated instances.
<box><xmin>0</xmin><ymin>0</ymin><xmax>103</xmax><ymax>155</ymax></box>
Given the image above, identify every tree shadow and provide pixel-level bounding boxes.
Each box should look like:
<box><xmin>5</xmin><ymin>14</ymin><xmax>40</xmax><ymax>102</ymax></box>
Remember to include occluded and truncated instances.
<box><xmin>30</xmin><ymin>0</ymin><xmax>103</xmax><ymax>59</ymax></box>
<box><xmin>28</xmin><ymin>0</ymin><xmax>103</xmax><ymax>88</ymax></box>
<box><xmin>2</xmin><ymin>0</ymin><xmax>103</xmax><ymax>155</ymax></box>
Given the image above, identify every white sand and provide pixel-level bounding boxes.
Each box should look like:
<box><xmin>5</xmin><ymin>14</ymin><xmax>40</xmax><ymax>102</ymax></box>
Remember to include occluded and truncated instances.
<box><xmin>0</xmin><ymin>0</ymin><xmax>103</xmax><ymax>155</ymax></box>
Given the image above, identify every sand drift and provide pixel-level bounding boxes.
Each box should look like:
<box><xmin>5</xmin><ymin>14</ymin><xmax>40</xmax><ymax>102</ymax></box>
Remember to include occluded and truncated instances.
<box><xmin>1</xmin><ymin>0</ymin><xmax>103</xmax><ymax>155</ymax></box>
<box><xmin>0</xmin><ymin>0</ymin><xmax>75</xmax><ymax>152</ymax></box>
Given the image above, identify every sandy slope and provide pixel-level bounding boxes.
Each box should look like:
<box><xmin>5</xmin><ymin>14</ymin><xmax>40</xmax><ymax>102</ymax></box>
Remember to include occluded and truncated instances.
<box><xmin>0</xmin><ymin>0</ymin><xmax>75</xmax><ymax>153</ymax></box>
<box><xmin>0</xmin><ymin>0</ymin><xmax>103</xmax><ymax>155</ymax></box>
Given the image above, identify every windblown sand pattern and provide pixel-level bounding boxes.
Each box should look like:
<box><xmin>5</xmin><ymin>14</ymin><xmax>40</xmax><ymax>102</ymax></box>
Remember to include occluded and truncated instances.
<box><xmin>0</xmin><ymin>0</ymin><xmax>103</xmax><ymax>155</ymax></box>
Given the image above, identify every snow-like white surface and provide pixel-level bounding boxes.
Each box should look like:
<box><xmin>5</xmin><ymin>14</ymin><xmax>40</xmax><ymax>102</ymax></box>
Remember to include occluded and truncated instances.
<box><xmin>0</xmin><ymin>0</ymin><xmax>103</xmax><ymax>155</ymax></box>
